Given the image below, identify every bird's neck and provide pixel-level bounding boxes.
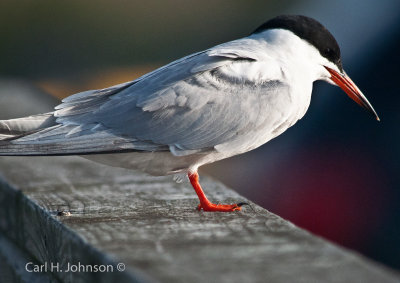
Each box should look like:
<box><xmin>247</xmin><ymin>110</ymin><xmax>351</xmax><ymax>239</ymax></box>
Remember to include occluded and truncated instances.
<box><xmin>251</xmin><ymin>29</ymin><xmax>325</xmax><ymax>83</ymax></box>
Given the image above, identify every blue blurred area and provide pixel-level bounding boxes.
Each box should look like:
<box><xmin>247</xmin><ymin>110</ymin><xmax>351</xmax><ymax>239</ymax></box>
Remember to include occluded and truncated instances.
<box><xmin>1</xmin><ymin>0</ymin><xmax>399</xmax><ymax>270</ymax></box>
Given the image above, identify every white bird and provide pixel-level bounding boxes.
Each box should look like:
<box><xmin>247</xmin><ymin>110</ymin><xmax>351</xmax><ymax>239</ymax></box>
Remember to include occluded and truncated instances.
<box><xmin>0</xmin><ymin>15</ymin><xmax>379</xmax><ymax>212</ymax></box>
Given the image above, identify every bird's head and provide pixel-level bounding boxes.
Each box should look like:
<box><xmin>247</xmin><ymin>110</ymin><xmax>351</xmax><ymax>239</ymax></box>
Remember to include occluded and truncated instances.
<box><xmin>253</xmin><ymin>15</ymin><xmax>380</xmax><ymax>121</ymax></box>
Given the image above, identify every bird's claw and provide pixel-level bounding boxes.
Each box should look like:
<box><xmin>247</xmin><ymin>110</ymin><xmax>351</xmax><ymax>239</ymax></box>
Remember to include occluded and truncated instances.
<box><xmin>197</xmin><ymin>202</ymin><xmax>246</xmax><ymax>212</ymax></box>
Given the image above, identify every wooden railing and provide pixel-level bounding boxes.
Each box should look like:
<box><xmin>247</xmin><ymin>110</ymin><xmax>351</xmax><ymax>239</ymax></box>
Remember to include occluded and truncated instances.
<box><xmin>0</xmin><ymin>156</ymin><xmax>399</xmax><ymax>283</ymax></box>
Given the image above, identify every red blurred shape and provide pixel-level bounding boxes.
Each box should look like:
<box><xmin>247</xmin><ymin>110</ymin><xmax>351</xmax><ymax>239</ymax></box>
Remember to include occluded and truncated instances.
<box><xmin>264</xmin><ymin>145</ymin><xmax>385</xmax><ymax>249</ymax></box>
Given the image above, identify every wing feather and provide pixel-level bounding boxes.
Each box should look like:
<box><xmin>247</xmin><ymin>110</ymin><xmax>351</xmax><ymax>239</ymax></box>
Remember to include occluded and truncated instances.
<box><xmin>5</xmin><ymin>39</ymin><xmax>288</xmax><ymax>156</ymax></box>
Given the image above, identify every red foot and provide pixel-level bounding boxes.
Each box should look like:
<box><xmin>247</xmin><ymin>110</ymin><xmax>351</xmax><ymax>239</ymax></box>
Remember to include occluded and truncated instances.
<box><xmin>197</xmin><ymin>203</ymin><xmax>242</xmax><ymax>212</ymax></box>
<box><xmin>188</xmin><ymin>171</ymin><xmax>245</xmax><ymax>212</ymax></box>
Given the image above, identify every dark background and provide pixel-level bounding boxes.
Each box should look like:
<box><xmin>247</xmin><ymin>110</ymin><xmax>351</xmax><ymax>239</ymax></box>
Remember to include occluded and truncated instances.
<box><xmin>1</xmin><ymin>0</ymin><xmax>399</xmax><ymax>270</ymax></box>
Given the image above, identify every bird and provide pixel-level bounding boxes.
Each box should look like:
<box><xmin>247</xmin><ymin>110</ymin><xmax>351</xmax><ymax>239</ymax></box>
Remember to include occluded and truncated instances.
<box><xmin>0</xmin><ymin>15</ymin><xmax>379</xmax><ymax>212</ymax></box>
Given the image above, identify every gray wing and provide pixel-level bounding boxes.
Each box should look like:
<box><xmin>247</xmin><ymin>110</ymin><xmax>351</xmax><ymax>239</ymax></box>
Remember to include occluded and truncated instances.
<box><xmin>5</xmin><ymin>40</ymin><xmax>288</xmax><ymax>156</ymax></box>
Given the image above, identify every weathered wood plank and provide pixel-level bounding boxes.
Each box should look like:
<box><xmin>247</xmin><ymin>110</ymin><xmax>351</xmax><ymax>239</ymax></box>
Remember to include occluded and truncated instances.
<box><xmin>0</xmin><ymin>232</ymin><xmax>56</xmax><ymax>283</ymax></box>
<box><xmin>0</xmin><ymin>156</ymin><xmax>399</xmax><ymax>283</ymax></box>
<box><xmin>0</xmin><ymin>160</ymin><xmax>149</xmax><ymax>283</ymax></box>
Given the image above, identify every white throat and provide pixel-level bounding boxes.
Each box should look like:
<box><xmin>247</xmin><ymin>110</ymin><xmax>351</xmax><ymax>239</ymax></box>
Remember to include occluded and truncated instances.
<box><xmin>250</xmin><ymin>29</ymin><xmax>334</xmax><ymax>83</ymax></box>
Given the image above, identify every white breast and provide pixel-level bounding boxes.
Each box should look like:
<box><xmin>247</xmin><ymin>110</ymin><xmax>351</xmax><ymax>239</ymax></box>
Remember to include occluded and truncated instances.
<box><xmin>85</xmin><ymin>29</ymin><xmax>322</xmax><ymax>176</ymax></box>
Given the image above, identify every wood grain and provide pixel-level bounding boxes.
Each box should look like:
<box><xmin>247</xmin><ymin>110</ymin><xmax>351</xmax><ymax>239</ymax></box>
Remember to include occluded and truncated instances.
<box><xmin>0</xmin><ymin>156</ymin><xmax>399</xmax><ymax>282</ymax></box>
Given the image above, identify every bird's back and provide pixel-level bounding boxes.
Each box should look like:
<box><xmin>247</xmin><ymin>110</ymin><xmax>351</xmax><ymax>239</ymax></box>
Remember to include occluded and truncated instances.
<box><xmin>0</xmin><ymin>31</ymin><xmax>314</xmax><ymax>174</ymax></box>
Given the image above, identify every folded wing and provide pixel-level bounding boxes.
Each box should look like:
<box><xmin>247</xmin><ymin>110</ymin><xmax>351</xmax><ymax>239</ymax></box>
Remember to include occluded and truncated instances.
<box><xmin>1</xmin><ymin>39</ymin><xmax>288</xmax><ymax>156</ymax></box>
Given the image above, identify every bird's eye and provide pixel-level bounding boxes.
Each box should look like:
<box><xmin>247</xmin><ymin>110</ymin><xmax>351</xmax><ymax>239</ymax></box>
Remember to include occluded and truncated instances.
<box><xmin>324</xmin><ymin>48</ymin><xmax>333</xmax><ymax>56</ymax></box>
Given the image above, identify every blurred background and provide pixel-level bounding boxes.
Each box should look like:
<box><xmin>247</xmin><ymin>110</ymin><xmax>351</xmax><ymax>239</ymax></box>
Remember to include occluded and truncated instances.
<box><xmin>1</xmin><ymin>0</ymin><xmax>399</xmax><ymax>270</ymax></box>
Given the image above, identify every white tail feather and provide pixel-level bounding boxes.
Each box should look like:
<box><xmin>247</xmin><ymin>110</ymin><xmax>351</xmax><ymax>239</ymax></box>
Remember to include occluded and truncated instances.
<box><xmin>0</xmin><ymin>112</ymin><xmax>56</xmax><ymax>139</ymax></box>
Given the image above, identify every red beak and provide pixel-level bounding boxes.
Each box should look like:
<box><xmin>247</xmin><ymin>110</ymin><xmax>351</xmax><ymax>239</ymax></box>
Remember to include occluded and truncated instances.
<box><xmin>324</xmin><ymin>66</ymin><xmax>380</xmax><ymax>121</ymax></box>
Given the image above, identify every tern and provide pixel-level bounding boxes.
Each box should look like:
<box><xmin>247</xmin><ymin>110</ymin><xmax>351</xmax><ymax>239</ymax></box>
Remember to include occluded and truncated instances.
<box><xmin>0</xmin><ymin>15</ymin><xmax>379</xmax><ymax>212</ymax></box>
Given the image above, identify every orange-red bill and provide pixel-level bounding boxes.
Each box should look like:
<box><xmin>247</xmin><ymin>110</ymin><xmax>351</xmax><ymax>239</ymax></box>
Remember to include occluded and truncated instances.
<box><xmin>324</xmin><ymin>66</ymin><xmax>380</xmax><ymax>121</ymax></box>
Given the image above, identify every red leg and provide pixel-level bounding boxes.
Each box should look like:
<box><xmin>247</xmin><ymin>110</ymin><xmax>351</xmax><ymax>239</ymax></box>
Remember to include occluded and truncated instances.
<box><xmin>188</xmin><ymin>171</ymin><xmax>244</xmax><ymax>212</ymax></box>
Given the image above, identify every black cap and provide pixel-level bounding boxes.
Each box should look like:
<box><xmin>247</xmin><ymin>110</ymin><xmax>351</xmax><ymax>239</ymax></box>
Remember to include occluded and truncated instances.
<box><xmin>253</xmin><ymin>15</ymin><xmax>343</xmax><ymax>72</ymax></box>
